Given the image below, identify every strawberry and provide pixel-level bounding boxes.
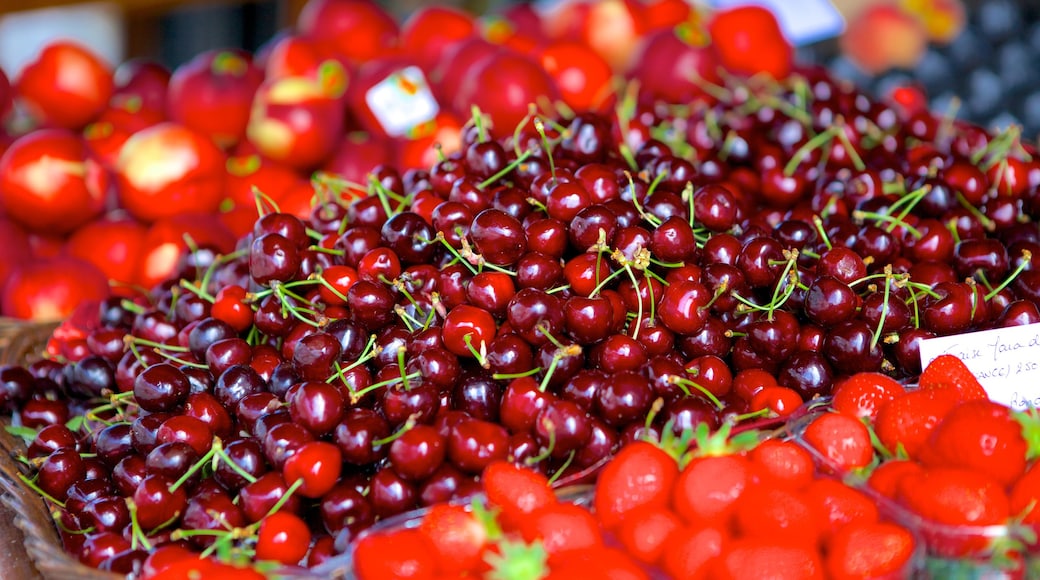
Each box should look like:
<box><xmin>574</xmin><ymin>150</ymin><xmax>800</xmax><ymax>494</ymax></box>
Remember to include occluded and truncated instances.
<box><xmin>874</xmin><ymin>386</ymin><xmax>961</xmax><ymax>459</ymax></box>
<box><xmin>708</xmin><ymin>537</ymin><xmax>825</xmax><ymax>580</ymax></box>
<box><xmin>897</xmin><ymin>465</ymin><xmax>1010</xmax><ymax>527</ymax></box>
<box><xmin>825</xmin><ymin>521</ymin><xmax>917</xmax><ymax>579</ymax></box>
<box><xmin>747</xmin><ymin>438</ymin><xmax>815</xmax><ymax>490</ymax></box>
<box><xmin>660</xmin><ymin>523</ymin><xmax>729</xmax><ymax>579</ymax></box>
<box><xmin>802</xmin><ymin>477</ymin><xmax>880</xmax><ymax>543</ymax></box>
<box><xmin>800</xmin><ymin>411</ymin><xmax>874</xmax><ymax>472</ymax></box>
<box><xmin>481</xmin><ymin>461</ymin><xmax>557</xmax><ymax>531</ymax></box>
<box><xmin>733</xmin><ymin>486</ymin><xmax>821</xmax><ymax>548</ymax></box>
<box><xmin>592</xmin><ymin>439</ymin><xmax>678</xmax><ymax>530</ymax></box>
<box><xmin>918</xmin><ymin>353</ymin><xmax>988</xmax><ymax>402</ymax></box>
<box><xmin>831</xmin><ymin>371</ymin><xmax>906</xmax><ymax>421</ymax></box>
<box><xmin>920</xmin><ymin>399</ymin><xmax>1028</xmax><ymax>486</ymax></box>
<box><xmin>866</xmin><ymin>458</ymin><xmax>924</xmax><ymax>500</ymax></box>
<box><xmin>614</xmin><ymin>507</ymin><xmax>683</xmax><ymax>565</ymax></box>
<box><xmin>417</xmin><ymin>503</ymin><xmax>490</xmax><ymax>575</ymax></box>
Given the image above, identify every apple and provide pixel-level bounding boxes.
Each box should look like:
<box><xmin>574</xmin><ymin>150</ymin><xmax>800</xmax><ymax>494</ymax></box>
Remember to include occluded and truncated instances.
<box><xmin>399</xmin><ymin>6</ymin><xmax>477</xmax><ymax>73</ymax></box>
<box><xmin>65</xmin><ymin>214</ymin><xmax>148</xmax><ymax>290</ymax></box>
<box><xmin>113</xmin><ymin>58</ymin><xmax>171</xmax><ymax>114</ymax></box>
<box><xmin>0</xmin><ymin>216</ymin><xmax>31</xmax><ymax>294</ymax></box>
<box><xmin>708</xmin><ymin>5</ymin><xmax>793</xmax><ymax>79</ymax></box>
<box><xmin>321</xmin><ymin>131</ymin><xmax>397</xmax><ymax>197</ymax></box>
<box><xmin>296</xmin><ymin>0</ymin><xmax>399</xmax><ymax>65</ymax></box>
<box><xmin>453</xmin><ymin>49</ymin><xmax>558</xmax><ymax>139</ymax></box>
<box><xmin>114</xmin><ymin>122</ymin><xmax>226</xmax><ymax>223</ymax></box>
<box><xmin>84</xmin><ymin>98</ymin><xmax>166</xmax><ymax>168</ymax></box>
<box><xmin>0</xmin><ymin>129</ymin><xmax>109</xmax><ymax>234</ymax></box>
<box><xmin>167</xmin><ymin>50</ymin><xmax>265</xmax><ymax>149</ymax></box>
<box><xmin>225</xmin><ymin>153</ymin><xmax>305</xmax><ymax>208</ymax></box>
<box><xmin>538</xmin><ymin>40</ymin><xmax>613</xmax><ymax>112</ymax></box>
<box><xmin>840</xmin><ymin>4</ymin><xmax>928</xmax><ymax>75</ymax></box>
<box><xmin>0</xmin><ymin>67</ymin><xmax>12</xmax><ymax>121</ymax></box>
<box><xmin>544</xmin><ymin>0</ymin><xmax>647</xmax><ymax>72</ymax></box>
<box><xmin>1</xmin><ymin>256</ymin><xmax>109</xmax><ymax>322</ymax></box>
<box><xmin>259</xmin><ymin>33</ymin><xmax>344</xmax><ymax>81</ymax></box>
<box><xmin>16</xmin><ymin>41</ymin><xmax>114</xmax><ymax>130</ymax></box>
<box><xmin>138</xmin><ymin>212</ymin><xmax>236</xmax><ymax>290</ymax></box>
<box><xmin>245</xmin><ymin>61</ymin><xmax>348</xmax><ymax>170</ymax></box>
<box><xmin>396</xmin><ymin>112</ymin><xmax>464</xmax><ymax>171</ymax></box>
<box><xmin>629</xmin><ymin>26</ymin><xmax>719</xmax><ymax>104</ymax></box>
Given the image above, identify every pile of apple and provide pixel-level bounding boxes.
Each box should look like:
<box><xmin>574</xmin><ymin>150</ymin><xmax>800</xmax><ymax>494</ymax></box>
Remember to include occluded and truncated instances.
<box><xmin>2</xmin><ymin>0</ymin><xmax>1040</xmax><ymax>578</ymax></box>
<box><xmin>0</xmin><ymin>0</ymin><xmax>789</xmax><ymax>322</ymax></box>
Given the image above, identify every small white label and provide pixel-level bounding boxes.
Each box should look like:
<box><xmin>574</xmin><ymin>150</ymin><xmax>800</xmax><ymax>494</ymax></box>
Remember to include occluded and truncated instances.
<box><xmin>364</xmin><ymin>66</ymin><xmax>439</xmax><ymax>138</ymax></box>
<box><xmin>919</xmin><ymin>322</ymin><xmax>1040</xmax><ymax>411</ymax></box>
<box><xmin>708</xmin><ymin>0</ymin><xmax>846</xmax><ymax>46</ymax></box>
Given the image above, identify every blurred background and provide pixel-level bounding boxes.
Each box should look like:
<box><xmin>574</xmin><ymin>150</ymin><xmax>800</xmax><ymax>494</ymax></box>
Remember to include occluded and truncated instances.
<box><xmin>1</xmin><ymin>0</ymin><xmax>1040</xmax><ymax>135</ymax></box>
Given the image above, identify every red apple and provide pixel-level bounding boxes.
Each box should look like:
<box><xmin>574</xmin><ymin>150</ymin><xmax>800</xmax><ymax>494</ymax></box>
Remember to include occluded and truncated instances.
<box><xmin>0</xmin><ymin>129</ymin><xmax>109</xmax><ymax>234</ymax></box>
<box><xmin>708</xmin><ymin>5</ymin><xmax>793</xmax><ymax>79</ymax></box>
<box><xmin>84</xmin><ymin>98</ymin><xmax>166</xmax><ymax>168</ymax></box>
<box><xmin>538</xmin><ymin>40</ymin><xmax>613</xmax><ymax>112</ymax></box>
<box><xmin>840</xmin><ymin>5</ymin><xmax>928</xmax><ymax>74</ymax></box>
<box><xmin>260</xmin><ymin>33</ymin><xmax>344</xmax><ymax>81</ymax></box>
<box><xmin>544</xmin><ymin>0</ymin><xmax>647</xmax><ymax>72</ymax></box>
<box><xmin>65</xmin><ymin>214</ymin><xmax>148</xmax><ymax>289</ymax></box>
<box><xmin>430</xmin><ymin>36</ymin><xmax>499</xmax><ymax>105</ymax></box>
<box><xmin>347</xmin><ymin>56</ymin><xmax>440</xmax><ymax>140</ymax></box>
<box><xmin>0</xmin><ymin>67</ymin><xmax>12</xmax><ymax>120</ymax></box>
<box><xmin>453</xmin><ymin>49</ymin><xmax>558</xmax><ymax>139</ymax></box>
<box><xmin>138</xmin><ymin>212</ymin><xmax>236</xmax><ymax>290</ymax></box>
<box><xmin>113</xmin><ymin>58</ymin><xmax>171</xmax><ymax>114</ymax></box>
<box><xmin>246</xmin><ymin>61</ymin><xmax>348</xmax><ymax>170</ymax></box>
<box><xmin>399</xmin><ymin>6</ymin><xmax>477</xmax><ymax>73</ymax></box>
<box><xmin>167</xmin><ymin>49</ymin><xmax>265</xmax><ymax>149</ymax></box>
<box><xmin>629</xmin><ymin>26</ymin><xmax>719</xmax><ymax>104</ymax></box>
<box><xmin>114</xmin><ymin>122</ymin><xmax>226</xmax><ymax>223</ymax></box>
<box><xmin>225</xmin><ymin>153</ymin><xmax>305</xmax><ymax>208</ymax></box>
<box><xmin>296</xmin><ymin>0</ymin><xmax>399</xmax><ymax>65</ymax></box>
<box><xmin>321</xmin><ymin>131</ymin><xmax>397</xmax><ymax>195</ymax></box>
<box><xmin>16</xmin><ymin>41</ymin><xmax>114</xmax><ymax>130</ymax></box>
<box><xmin>396</xmin><ymin>112</ymin><xmax>463</xmax><ymax>171</ymax></box>
<box><xmin>0</xmin><ymin>216</ymin><xmax>31</xmax><ymax>292</ymax></box>
<box><xmin>2</xmin><ymin>256</ymin><xmax>109</xmax><ymax>321</ymax></box>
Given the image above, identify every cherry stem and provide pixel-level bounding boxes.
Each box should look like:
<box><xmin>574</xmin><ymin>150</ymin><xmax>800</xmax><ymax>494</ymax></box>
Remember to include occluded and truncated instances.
<box><xmin>954</xmin><ymin>192</ymin><xmax>997</xmax><ymax>231</ymax></box>
<box><xmin>986</xmin><ymin>250</ymin><xmax>1032</xmax><ymax>301</ymax></box>
<box><xmin>126</xmin><ymin>498</ymin><xmax>154</xmax><ymax>551</ymax></box>
<box><xmin>170</xmin><ymin>440</ymin><xmax>220</xmax><ymax>493</ymax></box>
<box><xmin>833</xmin><ymin>124</ymin><xmax>866</xmax><ymax>171</ymax></box>
<box><xmin>784</xmin><ymin>127</ymin><xmax>835</xmax><ymax>177</ymax></box>
<box><xmin>533</xmin><ymin>117</ymin><xmax>557</xmax><ymax>182</ymax></box>
<box><xmin>492</xmin><ymin>368</ymin><xmax>542</xmax><ymax>380</ymax></box>
<box><xmin>546</xmin><ymin>450</ymin><xmax>576</xmax><ymax>487</ymax></box>
<box><xmin>372</xmin><ymin>415</ymin><xmax>418</xmax><ymax>447</ymax></box>
<box><xmin>870</xmin><ymin>267</ymin><xmax>894</xmax><ymax>350</ymax></box>
<box><xmin>17</xmin><ymin>473</ymin><xmax>65</xmax><ymax>509</ymax></box>
<box><xmin>812</xmin><ymin>216</ymin><xmax>833</xmax><ymax>251</ymax></box>
<box><xmin>479</xmin><ymin>148</ymin><xmax>535</xmax><ymax>190</ymax></box>
<box><xmin>667</xmin><ymin>375</ymin><xmax>724</xmax><ymax>410</ymax></box>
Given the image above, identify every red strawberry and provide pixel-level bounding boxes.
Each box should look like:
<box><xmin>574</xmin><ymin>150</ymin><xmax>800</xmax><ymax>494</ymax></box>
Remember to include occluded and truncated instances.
<box><xmin>874</xmin><ymin>386</ymin><xmax>961</xmax><ymax>459</ymax></box>
<box><xmin>831</xmin><ymin>372</ymin><xmax>906</xmax><ymax>421</ymax></box>
<box><xmin>918</xmin><ymin>354</ymin><xmax>988</xmax><ymax>402</ymax></box>
<box><xmin>920</xmin><ymin>399</ymin><xmax>1028</xmax><ymax>486</ymax></box>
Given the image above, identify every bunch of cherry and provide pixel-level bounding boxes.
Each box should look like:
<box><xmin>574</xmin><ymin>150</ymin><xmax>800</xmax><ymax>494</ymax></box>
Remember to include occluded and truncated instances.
<box><xmin>3</xmin><ymin>62</ymin><xmax>1040</xmax><ymax>576</ymax></box>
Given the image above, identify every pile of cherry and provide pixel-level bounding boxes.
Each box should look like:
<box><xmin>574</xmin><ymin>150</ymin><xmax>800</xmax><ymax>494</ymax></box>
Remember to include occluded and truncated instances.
<box><xmin>2</xmin><ymin>58</ymin><xmax>1040</xmax><ymax>577</ymax></box>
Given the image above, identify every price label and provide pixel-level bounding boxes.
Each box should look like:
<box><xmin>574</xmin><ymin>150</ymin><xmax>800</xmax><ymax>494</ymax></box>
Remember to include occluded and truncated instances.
<box><xmin>919</xmin><ymin>322</ymin><xmax>1040</xmax><ymax>411</ymax></box>
<box><xmin>707</xmin><ymin>0</ymin><xmax>846</xmax><ymax>45</ymax></box>
<box><xmin>365</xmin><ymin>66</ymin><xmax>439</xmax><ymax>138</ymax></box>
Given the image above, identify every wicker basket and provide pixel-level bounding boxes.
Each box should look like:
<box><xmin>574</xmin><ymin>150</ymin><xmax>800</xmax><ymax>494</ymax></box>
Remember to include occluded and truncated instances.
<box><xmin>0</xmin><ymin>318</ymin><xmax>118</xmax><ymax>580</ymax></box>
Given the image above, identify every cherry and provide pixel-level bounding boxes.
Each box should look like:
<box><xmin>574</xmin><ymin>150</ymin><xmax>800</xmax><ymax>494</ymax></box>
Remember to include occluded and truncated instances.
<box><xmin>288</xmin><ymin>381</ymin><xmax>346</xmax><ymax>436</ymax></box>
<box><xmin>369</xmin><ymin>467</ymin><xmax>418</xmax><ymax>519</ymax></box>
<box><xmin>335</xmin><ymin>408</ymin><xmax>391</xmax><ymax>465</ymax></box>
<box><xmin>283</xmin><ymin>441</ymin><xmax>342</xmax><ymax>498</ymax></box>
<box><xmin>534</xmin><ymin>398</ymin><xmax>590</xmax><ymax>459</ymax></box>
<box><xmin>447</xmin><ymin>417</ymin><xmax>509</xmax><ymax>474</ymax></box>
<box><xmin>470</xmin><ymin>208</ymin><xmax>527</xmax><ymax>266</ymax></box>
<box><xmin>389</xmin><ymin>424</ymin><xmax>446</xmax><ymax>481</ymax></box>
<box><xmin>239</xmin><ymin>472</ymin><xmax>301</xmax><ymax>524</ymax></box>
<box><xmin>321</xmin><ymin>483</ymin><xmax>375</xmax><ymax>536</ymax></box>
<box><xmin>131</xmin><ymin>474</ymin><xmax>187</xmax><ymax>530</ymax></box>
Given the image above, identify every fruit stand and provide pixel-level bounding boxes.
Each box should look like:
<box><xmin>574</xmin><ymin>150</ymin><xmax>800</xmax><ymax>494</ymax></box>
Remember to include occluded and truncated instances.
<box><xmin>2</xmin><ymin>0</ymin><xmax>1040</xmax><ymax>578</ymax></box>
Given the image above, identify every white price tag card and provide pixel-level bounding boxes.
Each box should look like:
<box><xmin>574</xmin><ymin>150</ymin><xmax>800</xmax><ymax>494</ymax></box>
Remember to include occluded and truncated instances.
<box><xmin>365</xmin><ymin>66</ymin><xmax>439</xmax><ymax>138</ymax></box>
<box><xmin>919</xmin><ymin>322</ymin><xmax>1040</xmax><ymax>411</ymax></box>
<box><xmin>708</xmin><ymin>0</ymin><xmax>846</xmax><ymax>46</ymax></box>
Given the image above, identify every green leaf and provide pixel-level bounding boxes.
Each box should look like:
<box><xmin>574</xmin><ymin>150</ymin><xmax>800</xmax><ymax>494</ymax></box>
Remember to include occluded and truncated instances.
<box><xmin>5</xmin><ymin>425</ymin><xmax>37</xmax><ymax>444</ymax></box>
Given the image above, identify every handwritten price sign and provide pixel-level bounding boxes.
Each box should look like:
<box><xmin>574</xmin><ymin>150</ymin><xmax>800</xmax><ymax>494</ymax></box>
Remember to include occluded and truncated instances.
<box><xmin>919</xmin><ymin>322</ymin><xmax>1040</xmax><ymax>410</ymax></box>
